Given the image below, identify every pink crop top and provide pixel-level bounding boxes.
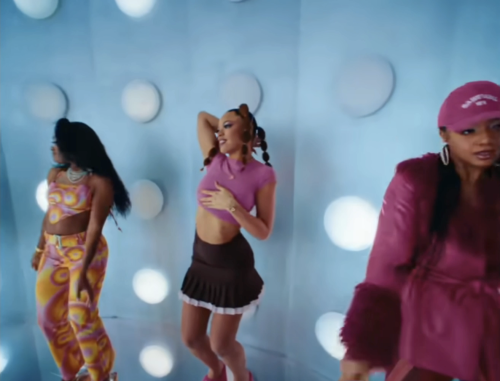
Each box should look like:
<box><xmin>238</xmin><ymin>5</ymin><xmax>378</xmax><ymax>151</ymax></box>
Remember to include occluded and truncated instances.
<box><xmin>197</xmin><ymin>153</ymin><xmax>276</xmax><ymax>225</ymax></box>
<box><xmin>47</xmin><ymin>182</ymin><xmax>92</xmax><ymax>224</ymax></box>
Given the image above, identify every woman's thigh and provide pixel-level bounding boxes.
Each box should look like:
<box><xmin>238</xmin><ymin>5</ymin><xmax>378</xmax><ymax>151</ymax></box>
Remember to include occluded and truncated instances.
<box><xmin>181</xmin><ymin>303</ymin><xmax>212</xmax><ymax>344</ymax></box>
<box><xmin>209</xmin><ymin>313</ymin><xmax>242</xmax><ymax>351</ymax></box>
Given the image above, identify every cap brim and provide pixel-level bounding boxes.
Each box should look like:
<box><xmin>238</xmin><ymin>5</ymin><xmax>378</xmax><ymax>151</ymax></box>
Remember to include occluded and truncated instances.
<box><xmin>447</xmin><ymin>110</ymin><xmax>500</xmax><ymax>132</ymax></box>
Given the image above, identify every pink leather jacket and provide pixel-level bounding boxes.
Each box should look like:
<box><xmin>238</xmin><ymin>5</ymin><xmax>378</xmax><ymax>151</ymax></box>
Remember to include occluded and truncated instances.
<box><xmin>340</xmin><ymin>153</ymin><xmax>500</xmax><ymax>381</ymax></box>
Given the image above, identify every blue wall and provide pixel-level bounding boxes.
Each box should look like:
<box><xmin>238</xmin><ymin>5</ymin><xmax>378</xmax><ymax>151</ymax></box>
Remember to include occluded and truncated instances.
<box><xmin>0</xmin><ymin>143</ymin><xmax>41</xmax><ymax>379</ymax></box>
<box><xmin>0</xmin><ymin>0</ymin><xmax>498</xmax><ymax>380</ymax></box>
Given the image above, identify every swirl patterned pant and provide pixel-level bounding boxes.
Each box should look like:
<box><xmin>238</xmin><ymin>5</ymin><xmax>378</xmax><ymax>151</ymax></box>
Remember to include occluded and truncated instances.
<box><xmin>36</xmin><ymin>232</ymin><xmax>115</xmax><ymax>381</ymax></box>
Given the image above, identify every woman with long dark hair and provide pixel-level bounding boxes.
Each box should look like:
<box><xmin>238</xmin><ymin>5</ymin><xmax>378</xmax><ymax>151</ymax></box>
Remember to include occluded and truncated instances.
<box><xmin>31</xmin><ymin>118</ymin><xmax>130</xmax><ymax>381</ymax></box>
<box><xmin>179</xmin><ymin>104</ymin><xmax>277</xmax><ymax>381</ymax></box>
<box><xmin>339</xmin><ymin>81</ymin><xmax>500</xmax><ymax>381</ymax></box>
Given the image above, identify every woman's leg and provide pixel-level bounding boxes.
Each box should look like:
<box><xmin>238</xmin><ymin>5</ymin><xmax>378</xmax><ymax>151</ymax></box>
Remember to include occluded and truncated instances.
<box><xmin>36</xmin><ymin>245</ymin><xmax>85</xmax><ymax>381</ymax></box>
<box><xmin>68</xmin><ymin>238</ymin><xmax>115</xmax><ymax>381</ymax></box>
<box><xmin>181</xmin><ymin>302</ymin><xmax>224</xmax><ymax>379</ymax></box>
<box><xmin>210</xmin><ymin>313</ymin><xmax>247</xmax><ymax>381</ymax></box>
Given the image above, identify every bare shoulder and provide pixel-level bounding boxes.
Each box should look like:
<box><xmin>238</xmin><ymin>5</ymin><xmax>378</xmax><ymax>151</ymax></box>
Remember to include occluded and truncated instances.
<box><xmin>89</xmin><ymin>174</ymin><xmax>113</xmax><ymax>190</ymax></box>
<box><xmin>47</xmin><ymin>167</ymin><xmax>62</xmax><ymax>182</ymax></box>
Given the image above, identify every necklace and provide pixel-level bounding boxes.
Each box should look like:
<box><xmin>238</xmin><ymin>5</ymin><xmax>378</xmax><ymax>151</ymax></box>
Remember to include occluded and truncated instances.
<box><xmin>67</xmin><ymin>167</ymin><xmax>89</xmax><ymax>183</ymax></box>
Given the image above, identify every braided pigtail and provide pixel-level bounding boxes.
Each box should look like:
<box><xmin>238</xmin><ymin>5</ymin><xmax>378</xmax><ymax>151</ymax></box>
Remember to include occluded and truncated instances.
<box><xmin>200</xmin><ymin>147</ymin><xmax>219</xmax><ymax>171</ymax></box>
<box><xmin>256</xmin><ymin>126</ymin><xmax>272</xmax><ymax>167</ymax></box>
<box><xmin>238</xmin><ymin>104</ymin><xmax>252</xmax><ymax>166</ymax></box>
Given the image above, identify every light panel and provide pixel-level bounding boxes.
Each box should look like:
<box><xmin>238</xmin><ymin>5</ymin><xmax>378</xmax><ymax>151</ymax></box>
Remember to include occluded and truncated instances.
<box><xmin>133</xmin><ymin>269</ymin><xmax>169</xmax><ymax>304</ymax></box>
<box><xmin>324</xmin><ymin>196</ymin><xmax>378</xmax><ymax>252</ymax></box>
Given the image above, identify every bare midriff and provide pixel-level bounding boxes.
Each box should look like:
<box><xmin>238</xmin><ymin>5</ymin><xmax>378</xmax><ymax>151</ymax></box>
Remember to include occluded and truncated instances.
<box><xmin>44</xmin><ymin>211</ymin><xmax>90</xmax><ymax>236</ymax></box>
<box><xmin>195</xmin><ymin>206</ymin><xmax>241</xmax><ymax>245</ymax></box>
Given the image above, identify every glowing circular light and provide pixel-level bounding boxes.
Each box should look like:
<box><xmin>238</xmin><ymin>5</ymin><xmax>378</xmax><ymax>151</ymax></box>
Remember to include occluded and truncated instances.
<box><xmin>0</xmin><ymin>347</ymin><xmax>8</xmax><ymax>374</ymax></box>
<box><xmin>336</xmin><ymin>56</ymin><xmax>395</xmax><ymax>118</ymax></box>
<box><xmin>115</xmin><ymin>0</ymin><xmax>157</xmax><ymax>18</ymax></box>
<box><xmin>315</xmin><ymin>312</ymin><xmax>346</xmax><ymax>360</ymax></box>
<box><xmin>133</xmin><ymin>269</ymin><xmax>169</xmax><ymax>304</ymax></box>
<box><xmin>324</xmin><ymin>196</ymin><xmax>378</xmax><ymax>252</ymax></box>
<box><xmin>122</xmin><ymin>80</ymin><xmax>161</xmax><ymax>123</ymax></box>
<box><xmin>220</xmin><ymin>73</ymin><xmax>262</xmax><ymax>114</ymax></box>
<box><xmin>131</xmin><ymin>180</ymin><xmax>164</xmax><ymax>220</ymax></box>
<box><xmin>25</xmin><ymin>83</ymin><xmax>68</xmax><ymax>122</ymax></box>
<box><xmin>13</xmin><ymin>0</ymin><xmax>59</xmax><ymax>19</ymax></box>
<box><xmin>139</xmin><ymin>345</ymin><xmax>174</xmax><ymax>378</ymax></box>
<box><xmin>36</xmin><ymin>180</ymin><xmax>49</xmax><ymax>212</ymax></box>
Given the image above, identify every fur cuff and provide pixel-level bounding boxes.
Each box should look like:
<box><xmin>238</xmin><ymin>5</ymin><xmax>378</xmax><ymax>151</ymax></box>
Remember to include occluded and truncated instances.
<box><xmin>340</xmin><ymin>282</ymin><xmax>401</xmax><ymax>368</ymax></box>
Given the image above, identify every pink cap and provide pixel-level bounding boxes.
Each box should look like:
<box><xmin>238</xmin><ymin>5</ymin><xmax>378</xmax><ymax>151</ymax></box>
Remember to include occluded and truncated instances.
<box><xmin>437</xmin><ymin>81</ymin><xmax>500</xmax><ymax>132</ymax></box>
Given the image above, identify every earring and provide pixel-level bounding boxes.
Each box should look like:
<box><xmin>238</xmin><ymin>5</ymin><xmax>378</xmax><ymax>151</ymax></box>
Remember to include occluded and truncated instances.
<box><xmin>440</xmin><ymin>144</ymin><xmax>450</xmax><ymax>166</ymax></box>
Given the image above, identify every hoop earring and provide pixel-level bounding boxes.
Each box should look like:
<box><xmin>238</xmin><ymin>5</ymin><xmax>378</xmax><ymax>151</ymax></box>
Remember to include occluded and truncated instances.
<box><xmin>440</xmin><ymin>144</ymin><xmax>450</xmax><ymax>166</ymax></box>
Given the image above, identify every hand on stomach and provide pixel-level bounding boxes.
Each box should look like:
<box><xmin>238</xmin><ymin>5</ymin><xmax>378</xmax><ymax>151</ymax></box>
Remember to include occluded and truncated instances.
<box><xmin>196</xmin><ymin>206</ymin><xmax>241</xmax><ymax>244</ymax></box>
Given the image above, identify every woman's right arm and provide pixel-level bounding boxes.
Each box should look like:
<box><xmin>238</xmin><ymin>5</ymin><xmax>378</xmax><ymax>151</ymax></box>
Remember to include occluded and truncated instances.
<box><xmin>197</xmin><ymin>111</ymin><xmax>219</xmax><ymax>157</ymax></box>
<box><xmin>32</xmin><ymin>168</ymin><xmax>60</xmax><ymax>270</ymax></box>
<box><xmin>35</xmin><ymin>168</ymin><xmax>60</xmax><ymax>250</ymax></box>
<box><xmin>340</xmin><ymin>160</ymin><xmax>420</xmax><ymax>369</ymax></box>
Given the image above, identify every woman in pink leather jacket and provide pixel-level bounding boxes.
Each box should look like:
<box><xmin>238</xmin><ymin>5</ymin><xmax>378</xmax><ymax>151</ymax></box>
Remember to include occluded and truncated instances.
<box><xmin>339</xmin><ymin>81</ymin><xmax>500</xmax><ymax>381</ymax></box>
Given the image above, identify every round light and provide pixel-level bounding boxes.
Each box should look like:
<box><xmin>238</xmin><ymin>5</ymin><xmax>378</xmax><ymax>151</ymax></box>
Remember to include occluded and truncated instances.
<box><xmin>115</xmin><ymin>0</ymin><xmax>157</xmax><ymax>18</ymax></box>
<box><xmin>14</xmin><ymin>0</ymin><xmax>59</xmax><ymax>19</ymax></box>
<box><xmin>220</xmin><ymin>73</ymin><xmax>262</xmax><ymax>114</ymax></box>
<box><xmin>36</xmin><ymin>180</ymin><xmax>49</xmax><ymax>212</ymax></box>
<box><xmin>131</xmin><ymin>180</ymin><xmax>164</xmax><ymax>220</ymax></box>
<box><xmin>336</xmin><ymin>56</ymin><xmax>395</xmax><ymax>118</ymax></box>
<box><xmin>122</xmin><ymin>80</ymin><xmax>161</xmax><ymax>123</ymax></box>
<box><xmin>25</xmin><ymin>83</ymin><xmax>68</xmax><ymax>122</ymax></box>
<box><xmin>0</xmin><ymin>347</ymin><xmax>8</xmax><ymax>374</ymax></box>
<box><xmin>324</xmin><ymin>196</ymin><xmax>378</xmax><ymax>252</ymax></box>
<box><xmin>315</xmin><ymin>312</ymin><xmax>346</xmax><ymax>360</ymax></box>
<box><xmin>139</xmin><ymin>345</ymin><xmax>174</xmax><ymax>378</ymax></box>
<box><xmin>132</xmin><ymin>269</ymin><xmax>169</xmax><ymax>304</ymax></box>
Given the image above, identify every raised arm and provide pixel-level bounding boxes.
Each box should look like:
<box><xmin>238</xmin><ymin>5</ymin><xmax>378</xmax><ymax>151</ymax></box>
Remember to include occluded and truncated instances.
<box><xmin>197</xmin><ymin>111</ymin><xmax>219</xmax><ymax>158</ymax></box>
<box><xmin>340</xmin><ymin>162</ymin><xmax>420</xmax><ymax>369</ymax></box>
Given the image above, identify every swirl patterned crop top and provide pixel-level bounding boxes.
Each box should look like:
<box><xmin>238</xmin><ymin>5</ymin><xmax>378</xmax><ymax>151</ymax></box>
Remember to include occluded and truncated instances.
<box><xmin>197</xmin><ymin>153</ymin><xmax>277</xmax><ymax>225</ymax></box>
<box><xmin>47</xmin><ymin>182</ymin><xmax>92</xmax><ymax>224</ymax></box>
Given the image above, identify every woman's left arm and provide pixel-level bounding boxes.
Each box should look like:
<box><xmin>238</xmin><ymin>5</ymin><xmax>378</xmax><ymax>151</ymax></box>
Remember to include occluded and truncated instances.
<box><xmin>83</xmin><ymin>176</ymin><xmax>114</xmax><ymax>271</ymax></box>
<box><xmin>231</xmin><ymin>181</ymin><xmax>277</xmax><ymax>240</ymax></box>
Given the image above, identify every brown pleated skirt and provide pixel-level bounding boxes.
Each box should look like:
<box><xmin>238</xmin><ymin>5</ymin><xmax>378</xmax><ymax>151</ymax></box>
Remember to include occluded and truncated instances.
<box><xmin>179</xmin><ymin>232</ymin><xmax>264</xmax><ymax>315</ymax></box>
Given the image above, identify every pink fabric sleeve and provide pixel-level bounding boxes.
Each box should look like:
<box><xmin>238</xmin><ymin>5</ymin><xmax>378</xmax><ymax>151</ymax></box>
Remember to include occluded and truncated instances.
<box><xmin>206</xmin><ymin>152</ymin><xmax>224</xmax><ymax>170</ymax></box>
<box><xmin>340</xmin><ymin>163</ymin><xmax>419</xmax><ymax>369</ymax></box>
<box><xmin>257</xmin><ymin>166</ymin><xmax>277</xmax><ymax>190</ymax></box>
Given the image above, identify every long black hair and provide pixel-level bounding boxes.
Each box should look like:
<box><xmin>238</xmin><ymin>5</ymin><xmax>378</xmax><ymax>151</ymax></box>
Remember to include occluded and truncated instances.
<box><xmin>54</xmin><ymin>118</ymin><xmax>131</xmax><ymax>217</ymax></box>
<box><xmin>424</xmin><ymin>130</ymin><xmax>500</xmax><ymax>268</ymax></box>
<box><xmin>201</xmin><ymin>104</ymin><xmax>272</xmax><ymax>170</ymax></box>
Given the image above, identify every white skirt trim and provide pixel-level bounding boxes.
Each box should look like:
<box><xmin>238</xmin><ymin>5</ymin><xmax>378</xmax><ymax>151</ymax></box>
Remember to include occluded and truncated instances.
<box><xmin>178</xmin><ymin>287</ymin><xmax>264</xmax><ymax>315</ymax></box>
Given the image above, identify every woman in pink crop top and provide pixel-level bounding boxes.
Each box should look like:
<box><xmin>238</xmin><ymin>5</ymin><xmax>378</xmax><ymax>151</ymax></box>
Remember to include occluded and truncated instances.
<box><xmin>31</xmin><ymin>118</ymin><xmax>130</xmax><ymax>381</ymax></box>
<box><xmin>339</xmin><ymin>81</ymin><xmax>500</xmax><ymax>381</ymax></box>
<box><xmin>179</xmin><ymin>104</ymin><xmax>277</xmax><ymax>381</ymax></box>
